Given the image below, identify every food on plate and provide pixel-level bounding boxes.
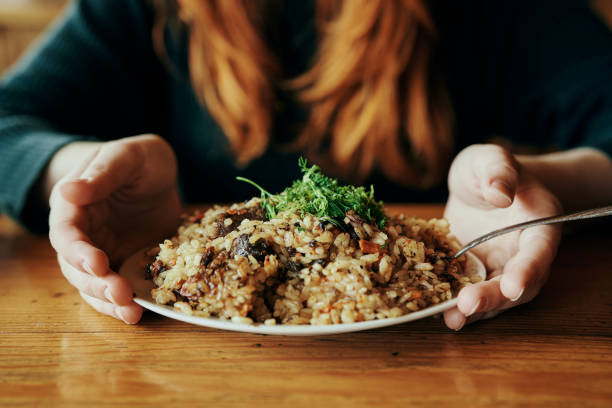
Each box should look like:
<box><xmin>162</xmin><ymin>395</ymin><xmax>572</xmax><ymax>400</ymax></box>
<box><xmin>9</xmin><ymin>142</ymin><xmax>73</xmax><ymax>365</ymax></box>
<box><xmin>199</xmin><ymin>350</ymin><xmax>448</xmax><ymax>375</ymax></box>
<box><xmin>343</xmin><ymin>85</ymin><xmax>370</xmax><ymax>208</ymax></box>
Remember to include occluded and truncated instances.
<box><xmin>144</xmin><ymin>159</ymin><xmax>481</xmax><ymax>325</ymax></box>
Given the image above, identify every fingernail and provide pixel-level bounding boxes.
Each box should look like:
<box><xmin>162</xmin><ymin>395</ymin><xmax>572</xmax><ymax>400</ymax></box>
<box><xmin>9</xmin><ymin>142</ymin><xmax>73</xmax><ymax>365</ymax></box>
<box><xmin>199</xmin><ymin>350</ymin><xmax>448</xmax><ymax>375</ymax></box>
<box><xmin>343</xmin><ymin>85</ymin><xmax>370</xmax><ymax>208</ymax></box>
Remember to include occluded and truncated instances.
<box><xmin>511</xmin><ymin>288</ymin><xmax>525</xmax><ymax>302</ymax></box>
<box><xmin>105</xmin><ymin>287</ymin><xmax>118</xmax><ymax>305</ymax></box>
<box><xmin>491</xmin><ymin>181</ymin><xmax>513</xmax><ymax>205</ymax></box>
<box><xmin>454</xmin><ymin>318</ymin><xmax>465</xmax><ymax>331</ymax></box>
<box><xmin>83</xmin><ymin>262</ymin><xmax>96</xmax><ymax>275</ymax></box>
<box><xmin>116</xmin><ymin>307</ymin><xmax>133</xmax><ymax>324</ymax></box>
<box><xmin>67</xmin><ymin>178</ymin><xmax>91</xmax><ymax>186</ymax></box>
<box><xmin>466</xmin><ymin>299</ymin><xmax>481</xmax><ymax>317</ymax></box>
<box><xmin>501</xmin><ymin>277</ymin><xmax>524</xmax><ymax>301</ymax></box>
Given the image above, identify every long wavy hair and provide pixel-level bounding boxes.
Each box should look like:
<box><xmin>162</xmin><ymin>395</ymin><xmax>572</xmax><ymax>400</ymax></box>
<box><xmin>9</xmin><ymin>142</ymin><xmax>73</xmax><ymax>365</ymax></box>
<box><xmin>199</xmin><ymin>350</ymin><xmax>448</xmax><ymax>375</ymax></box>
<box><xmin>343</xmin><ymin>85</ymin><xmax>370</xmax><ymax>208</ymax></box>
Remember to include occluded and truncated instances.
<box><xmin>154</xmin><ymin>0</ymin><xmax>453</xmax><ymax>187</ymax></box>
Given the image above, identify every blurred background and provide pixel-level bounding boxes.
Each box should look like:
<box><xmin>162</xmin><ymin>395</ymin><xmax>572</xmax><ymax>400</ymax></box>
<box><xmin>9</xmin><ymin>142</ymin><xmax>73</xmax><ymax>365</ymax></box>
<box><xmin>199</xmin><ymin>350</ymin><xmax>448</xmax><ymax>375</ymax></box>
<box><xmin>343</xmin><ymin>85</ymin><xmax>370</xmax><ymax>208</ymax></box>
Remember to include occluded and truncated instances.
<box><xmin>0</xmin><ymin>0</ymin><xmax>68</xmax><ymax>73</ymax></box>
<box><xmin>1</xmin><ymin>0</ymin><xmax>611</xmax><ymax>75</ymax></box>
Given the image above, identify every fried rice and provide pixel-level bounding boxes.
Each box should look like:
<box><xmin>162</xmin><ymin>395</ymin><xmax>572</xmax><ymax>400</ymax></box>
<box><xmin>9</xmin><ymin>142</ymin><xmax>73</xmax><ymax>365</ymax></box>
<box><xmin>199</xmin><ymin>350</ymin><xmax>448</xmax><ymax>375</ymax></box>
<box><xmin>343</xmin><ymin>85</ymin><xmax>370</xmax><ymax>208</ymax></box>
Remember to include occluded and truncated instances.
<box><xmin>145</xmin><ymin>198</ymin><xmax>480</xmax><ymax>325</ymax></box>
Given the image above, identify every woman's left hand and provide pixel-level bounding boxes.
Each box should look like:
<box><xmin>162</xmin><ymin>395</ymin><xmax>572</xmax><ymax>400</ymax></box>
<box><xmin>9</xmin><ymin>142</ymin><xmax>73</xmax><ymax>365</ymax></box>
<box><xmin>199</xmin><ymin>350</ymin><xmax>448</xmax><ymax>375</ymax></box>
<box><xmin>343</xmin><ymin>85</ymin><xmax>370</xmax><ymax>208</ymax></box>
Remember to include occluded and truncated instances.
<box><xmin>443</xmin><ymin>144</ymin><xmax>563</xmax><ymax>330</ymax></box>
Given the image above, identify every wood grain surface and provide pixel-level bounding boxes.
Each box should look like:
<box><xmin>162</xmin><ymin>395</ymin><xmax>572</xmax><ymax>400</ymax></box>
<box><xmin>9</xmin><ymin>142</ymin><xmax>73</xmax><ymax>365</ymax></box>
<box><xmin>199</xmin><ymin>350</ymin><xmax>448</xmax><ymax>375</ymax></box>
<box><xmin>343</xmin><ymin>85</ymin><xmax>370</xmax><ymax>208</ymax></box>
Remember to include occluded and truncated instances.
<box><xmin>0</xmin><ymin>205</ymin><xmax>610</xmax><ymax>408</ymax></box>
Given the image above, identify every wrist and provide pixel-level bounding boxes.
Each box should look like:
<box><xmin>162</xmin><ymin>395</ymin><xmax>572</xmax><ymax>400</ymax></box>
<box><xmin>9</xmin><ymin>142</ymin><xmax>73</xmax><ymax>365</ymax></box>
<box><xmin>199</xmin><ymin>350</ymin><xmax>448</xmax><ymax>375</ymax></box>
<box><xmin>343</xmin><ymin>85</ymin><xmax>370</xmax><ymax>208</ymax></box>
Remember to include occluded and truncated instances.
<box><xmin>517</xmin><ymin>147</ymin><xmax>612</xmax><ymax>212</ymax></box>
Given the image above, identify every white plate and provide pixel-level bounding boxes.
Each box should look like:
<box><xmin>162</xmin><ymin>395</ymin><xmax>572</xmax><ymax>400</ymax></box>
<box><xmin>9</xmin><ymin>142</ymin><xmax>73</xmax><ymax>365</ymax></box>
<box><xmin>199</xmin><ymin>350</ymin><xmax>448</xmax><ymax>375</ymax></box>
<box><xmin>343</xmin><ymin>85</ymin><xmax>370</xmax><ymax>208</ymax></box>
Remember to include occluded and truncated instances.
<box><xmin>120</xmin><ymin>250</ymin><xmax>485</xmax><ymax>336</ymax></box>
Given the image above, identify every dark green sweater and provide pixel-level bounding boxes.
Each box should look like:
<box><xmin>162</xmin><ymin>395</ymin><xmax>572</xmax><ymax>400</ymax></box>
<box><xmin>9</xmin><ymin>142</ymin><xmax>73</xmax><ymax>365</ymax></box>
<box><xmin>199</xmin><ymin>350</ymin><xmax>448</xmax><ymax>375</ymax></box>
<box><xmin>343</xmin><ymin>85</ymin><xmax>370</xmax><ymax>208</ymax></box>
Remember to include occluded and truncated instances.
<box><xmin>1</xmin><ymin>0</ymin><xmax>611</xmax><ymax>232</ymax></box>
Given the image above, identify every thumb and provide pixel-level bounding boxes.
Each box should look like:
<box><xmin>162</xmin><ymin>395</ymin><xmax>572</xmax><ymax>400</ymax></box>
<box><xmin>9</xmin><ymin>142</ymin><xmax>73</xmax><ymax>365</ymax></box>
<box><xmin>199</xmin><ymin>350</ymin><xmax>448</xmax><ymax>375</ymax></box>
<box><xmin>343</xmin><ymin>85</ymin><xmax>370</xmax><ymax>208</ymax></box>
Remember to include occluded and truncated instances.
<box><xmin>448</xmin><ymin>144</ymin><xmax>520</xmax><ymax>209</ymax></box>
<box><xmin>59</xmin><ymin>139</ymin><xmax>144</xmax><ymax>206</ymax></box>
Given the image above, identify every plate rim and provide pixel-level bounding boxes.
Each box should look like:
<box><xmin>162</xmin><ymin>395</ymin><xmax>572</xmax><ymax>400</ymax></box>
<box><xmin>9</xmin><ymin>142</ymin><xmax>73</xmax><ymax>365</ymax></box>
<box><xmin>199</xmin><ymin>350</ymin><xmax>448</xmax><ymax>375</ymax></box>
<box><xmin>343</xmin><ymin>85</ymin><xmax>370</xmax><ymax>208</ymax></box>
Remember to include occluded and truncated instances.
<box><xmin>120</xmin><ymin>249</ymin><xmax>484</xmax><ymax>336</ymax></box>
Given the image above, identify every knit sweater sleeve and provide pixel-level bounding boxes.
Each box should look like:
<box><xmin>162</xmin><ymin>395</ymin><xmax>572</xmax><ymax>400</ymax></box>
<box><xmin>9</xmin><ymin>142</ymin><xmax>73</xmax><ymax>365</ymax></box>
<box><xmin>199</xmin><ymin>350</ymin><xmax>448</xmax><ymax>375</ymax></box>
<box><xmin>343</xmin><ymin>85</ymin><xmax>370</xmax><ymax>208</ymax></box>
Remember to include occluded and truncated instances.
<box><xmin>0</xmin><ymin>0</ymin><xmax>166</xmax><ymax>232</ymax></box>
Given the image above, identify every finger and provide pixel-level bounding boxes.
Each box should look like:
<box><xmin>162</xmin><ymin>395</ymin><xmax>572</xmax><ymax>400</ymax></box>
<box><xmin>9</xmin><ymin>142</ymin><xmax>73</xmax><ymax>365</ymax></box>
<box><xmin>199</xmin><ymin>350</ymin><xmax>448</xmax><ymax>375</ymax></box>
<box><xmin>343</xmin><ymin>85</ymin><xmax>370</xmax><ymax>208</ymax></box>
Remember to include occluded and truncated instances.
<box><xmin>79</xmin><ymin>292</ymin><xmax>143</xmax><ymax>324</ymax></box>
<box><xmin>499</xmin><ymin>225</ymin><xmax>560</xmax><ymax>301</ymax></box>
<box><xmin>58</xmin><ymin>255</ymin><xmax>135</xmax><ymax>305</ymax></box>
<box><xmin>49</xmin><ymin>206</ymin><xmax>110</xmax><ymax>277</ymax></box>
<box><xmin>47</xmin><ymin>145</ymin><xmax>101</xmax><ymax>211</ymax></box>
<box><xmin>50</xmin><ymin>175</ymin><xmax>102</xmax><ymax>274</ymax></box>
<box><xmin>455</xmin><ymin>275</ymin><xmax>508</xmax><ymax>316</ymax></box>
<box><xmin>446</xmin><ymin>224</ymin><xmax>560</xmax><ymax>330</ymax></box>
<box><xmin>448</xmin><ymin>144</ymin><xmax>520</xmax><ymax>209</ymax></box>
<box><xmin>59</xmin><ymin>254</ymin><xmax>108</xmax><ymax>300</ymax></box>
<box><xmin>48</xmin><ymin>147</ymin><xmax>114</xmax><ymax>277</ymax></box>
<box><xmin>445</xmin><ymin>306</ymin><xmax>505</xmax><ymax>330</ymax></box>
<box><xmin>59</xmin><ymin>140</ymin><xmax>143</xmax><ymax>206</ymax></box>
<box><xmin>59</xmin><ymin>135</ymin><xmax>176</xmax><ymax>206</ymax></box>
<box><xmin>443</xmin><ymin>306</ymin><xmax>466</xmax><ymax>330</ymax></box>
<box><xmin>52</xmin><ymin>144</ymin><xmax>103</xmax><ymax>189</ymax></box>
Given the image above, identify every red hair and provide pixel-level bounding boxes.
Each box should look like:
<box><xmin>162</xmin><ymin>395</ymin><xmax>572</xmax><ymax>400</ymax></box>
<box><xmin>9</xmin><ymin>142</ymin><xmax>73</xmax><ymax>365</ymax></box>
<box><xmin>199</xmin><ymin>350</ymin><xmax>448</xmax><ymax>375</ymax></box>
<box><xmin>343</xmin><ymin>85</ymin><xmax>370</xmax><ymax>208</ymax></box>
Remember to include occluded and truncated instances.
<box><xmin>160</xmin><ymin>0</ymin><xmax>453</xmax><ymax>187</ymax></box>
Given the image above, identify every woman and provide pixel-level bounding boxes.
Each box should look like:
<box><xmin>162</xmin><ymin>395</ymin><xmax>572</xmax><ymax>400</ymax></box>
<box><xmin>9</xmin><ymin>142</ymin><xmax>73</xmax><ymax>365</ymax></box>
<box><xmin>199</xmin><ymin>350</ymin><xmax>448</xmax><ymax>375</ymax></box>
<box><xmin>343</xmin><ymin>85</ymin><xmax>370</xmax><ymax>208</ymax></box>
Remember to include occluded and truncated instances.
<box><xmin>1</xmin><ymin>0</ymin><xmax>611</xmax><ymax>329</ymax></box>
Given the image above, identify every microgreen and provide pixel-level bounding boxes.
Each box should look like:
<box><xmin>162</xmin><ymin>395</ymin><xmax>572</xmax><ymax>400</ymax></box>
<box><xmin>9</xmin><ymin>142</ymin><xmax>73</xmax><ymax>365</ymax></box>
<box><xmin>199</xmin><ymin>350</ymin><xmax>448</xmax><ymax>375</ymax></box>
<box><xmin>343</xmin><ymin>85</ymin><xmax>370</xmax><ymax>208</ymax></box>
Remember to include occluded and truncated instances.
<box><xmin>236</xmin><ymin>157</ymin><xmax>386</xmax><ymax>229</ymax></box>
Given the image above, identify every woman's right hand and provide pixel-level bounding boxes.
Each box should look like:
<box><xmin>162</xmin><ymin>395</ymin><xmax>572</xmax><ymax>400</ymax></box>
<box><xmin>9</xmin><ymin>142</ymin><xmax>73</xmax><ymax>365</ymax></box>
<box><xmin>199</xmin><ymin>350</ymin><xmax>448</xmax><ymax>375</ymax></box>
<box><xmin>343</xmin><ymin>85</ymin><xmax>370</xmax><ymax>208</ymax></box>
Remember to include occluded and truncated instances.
<box><xmin>48</xmin><ymin>134</ymin><xmax>182</xmax><ymax>323</ymax></box>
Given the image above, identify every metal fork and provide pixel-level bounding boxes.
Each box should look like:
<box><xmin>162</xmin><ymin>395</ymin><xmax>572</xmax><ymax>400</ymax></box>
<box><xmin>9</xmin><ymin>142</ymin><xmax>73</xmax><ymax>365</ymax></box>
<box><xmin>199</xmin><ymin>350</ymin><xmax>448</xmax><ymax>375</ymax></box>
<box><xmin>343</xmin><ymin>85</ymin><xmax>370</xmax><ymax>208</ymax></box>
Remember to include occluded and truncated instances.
<box><xmin>454</xmin><ymin>205</ymin><xmax>612</xmax><ymax>258</ymax></box>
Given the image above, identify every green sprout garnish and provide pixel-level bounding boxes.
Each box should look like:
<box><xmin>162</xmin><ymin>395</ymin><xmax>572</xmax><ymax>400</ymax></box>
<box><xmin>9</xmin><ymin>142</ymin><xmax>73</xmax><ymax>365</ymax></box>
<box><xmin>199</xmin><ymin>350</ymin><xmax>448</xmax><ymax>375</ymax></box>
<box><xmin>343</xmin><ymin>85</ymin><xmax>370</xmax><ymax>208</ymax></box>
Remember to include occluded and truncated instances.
<box><xmin>236</xmin><ymin>157</ymin><xmax>386</xmax><ymax>229</ymax></box>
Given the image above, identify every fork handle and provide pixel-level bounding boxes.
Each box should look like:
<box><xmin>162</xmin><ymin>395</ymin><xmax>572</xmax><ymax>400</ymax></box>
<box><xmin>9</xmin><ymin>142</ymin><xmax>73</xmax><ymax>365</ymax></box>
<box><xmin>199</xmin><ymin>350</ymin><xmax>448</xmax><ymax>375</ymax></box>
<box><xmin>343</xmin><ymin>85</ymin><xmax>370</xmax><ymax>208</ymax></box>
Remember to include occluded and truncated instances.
<box><xmin>454</xmin><ymin>205</ymin><xmax>612</xmax><ymax>258</ymax></box>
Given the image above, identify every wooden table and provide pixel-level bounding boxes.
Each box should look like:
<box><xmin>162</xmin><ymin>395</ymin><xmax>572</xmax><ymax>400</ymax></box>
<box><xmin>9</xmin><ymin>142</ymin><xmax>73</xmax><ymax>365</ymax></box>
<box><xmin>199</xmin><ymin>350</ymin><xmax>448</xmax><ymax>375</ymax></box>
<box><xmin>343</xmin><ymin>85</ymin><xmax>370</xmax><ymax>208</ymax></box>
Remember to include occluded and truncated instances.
<box><xmin>1</xmin><ymin>205</ymin><xmax>610</xmax><ymax>407</ymax></box>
